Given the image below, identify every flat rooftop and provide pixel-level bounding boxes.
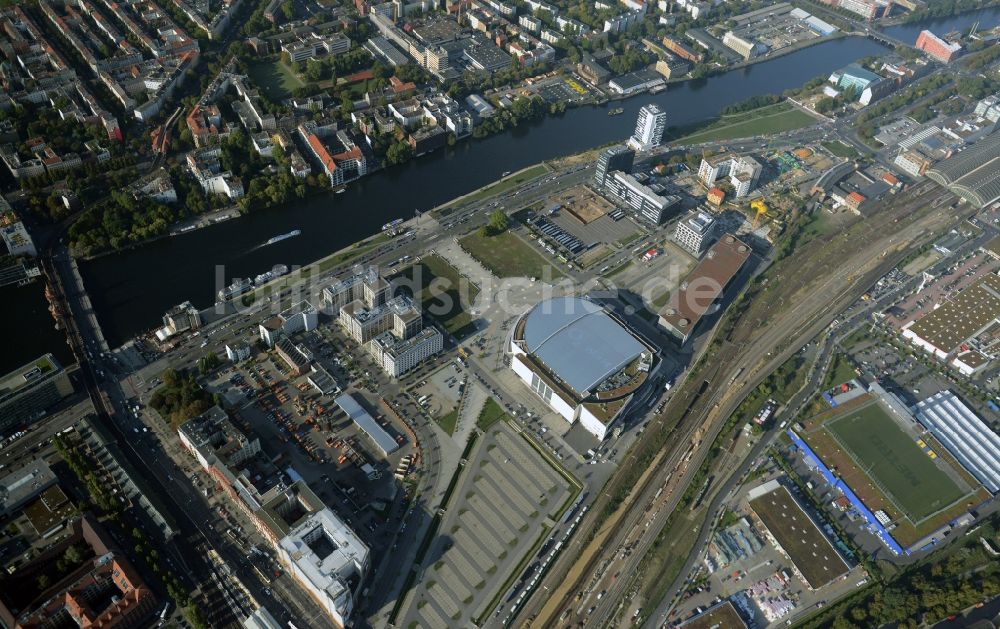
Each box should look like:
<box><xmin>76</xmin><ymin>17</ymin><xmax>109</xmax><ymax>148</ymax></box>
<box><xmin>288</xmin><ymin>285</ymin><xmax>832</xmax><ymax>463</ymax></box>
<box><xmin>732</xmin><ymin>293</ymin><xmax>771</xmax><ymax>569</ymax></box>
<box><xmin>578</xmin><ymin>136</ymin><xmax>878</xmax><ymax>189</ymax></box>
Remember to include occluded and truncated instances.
<box><xmin>0</xmin><ymin>460</ymin><xmax>56</xmax><ymax>515</ymax></box>
<box><xmin>676</xmin><ymin>600</ymin><xmax>748</xmax><ymax>629</ymax></box>
<box><xmin>659</xmin><ymin>235</ymin><xmax>751</xmax><ymax>338</ymax></box>
<box><xmin>0</xmin><ymin>354</ymin><xmax>60</xmax><ymax>399</ymax></box>
<box><xmin>23</xmin><ymin>484</ymin><xmax>74</xmax><ymax>536</ymax></box>
<box><xmin>905</xmin><ymin>273</ymin><xmax>1000</xmax><ymax>353</ymax></box>
<box><xmin>335</xmin><ymin>393</ymin><xmax>398</xmax><ymax>456</ymax></box>
<box><xmin>278</xmin><ymin>507</ymin><xmax>368</xmax><ymax>601</ymax></box>
<box><xmin>749</xmin><ymin>483</ymin><xmax>849</xmax><ymax>589</ymax></box>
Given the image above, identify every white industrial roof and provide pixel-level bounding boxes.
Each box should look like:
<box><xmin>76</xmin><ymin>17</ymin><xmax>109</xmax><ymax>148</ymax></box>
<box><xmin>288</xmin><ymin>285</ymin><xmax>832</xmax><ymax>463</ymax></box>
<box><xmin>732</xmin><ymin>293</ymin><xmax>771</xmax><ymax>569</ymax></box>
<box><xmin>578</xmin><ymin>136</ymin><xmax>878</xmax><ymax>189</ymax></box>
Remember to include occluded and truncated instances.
<box><xmin>335</xmin><ymin>393</ymin><xmax>398</xmax><ymax>455</ymax></box>
<box><xmin>520</xmin><ymin>296</ymin><xmax>646</xmax><ymax>395</ymax></box>
<box><xmin>915</xmin><ymin>391</ymin><xmax>1000</xmax><ymax>494</ymax></box>
<box><xmin>242</xmin><ymin>607</ymin><xmax>282</xmax><ymax>629</ymax></box>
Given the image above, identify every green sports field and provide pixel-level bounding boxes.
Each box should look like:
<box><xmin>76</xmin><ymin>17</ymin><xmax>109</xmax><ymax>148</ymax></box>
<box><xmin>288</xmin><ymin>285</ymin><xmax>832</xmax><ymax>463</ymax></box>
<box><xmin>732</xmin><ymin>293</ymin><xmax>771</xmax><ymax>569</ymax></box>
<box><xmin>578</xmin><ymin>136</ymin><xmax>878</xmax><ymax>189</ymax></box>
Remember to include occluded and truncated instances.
<box><xmin>825</xmin><ymin>403</ymin><xmax>967</xmax><ymax>521</ymax></box>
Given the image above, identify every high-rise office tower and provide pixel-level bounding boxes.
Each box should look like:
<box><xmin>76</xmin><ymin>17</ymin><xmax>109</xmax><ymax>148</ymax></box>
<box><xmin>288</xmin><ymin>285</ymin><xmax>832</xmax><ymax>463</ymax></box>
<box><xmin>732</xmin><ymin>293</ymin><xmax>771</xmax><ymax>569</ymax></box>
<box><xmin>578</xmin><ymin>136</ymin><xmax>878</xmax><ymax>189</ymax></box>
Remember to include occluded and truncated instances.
<box><xmin>627</xmin><ymin>103</ymin><xmax>667</xmax><ymax>151</ymax></box>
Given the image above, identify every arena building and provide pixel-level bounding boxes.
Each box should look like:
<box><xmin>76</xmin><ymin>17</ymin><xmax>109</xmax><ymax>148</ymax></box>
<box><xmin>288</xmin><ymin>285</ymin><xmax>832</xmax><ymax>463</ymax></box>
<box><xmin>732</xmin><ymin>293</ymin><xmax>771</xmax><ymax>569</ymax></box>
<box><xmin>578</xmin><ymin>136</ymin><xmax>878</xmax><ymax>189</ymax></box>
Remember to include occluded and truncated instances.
<box><xmin>509</xmin><ymin>296</ymin><xmax>661</xmax><ymax>440</ymax></box>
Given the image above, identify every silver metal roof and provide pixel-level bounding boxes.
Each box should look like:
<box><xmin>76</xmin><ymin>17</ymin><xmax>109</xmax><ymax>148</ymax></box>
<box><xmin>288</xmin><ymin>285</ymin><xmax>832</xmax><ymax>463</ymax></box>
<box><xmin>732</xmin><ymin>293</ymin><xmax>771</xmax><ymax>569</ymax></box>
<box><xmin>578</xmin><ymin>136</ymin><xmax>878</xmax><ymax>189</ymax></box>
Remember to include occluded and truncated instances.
<box><xmin>927</xmin><ymin>133</ymin><xmax>1000</xmax><ymax>208</ymax></box>
<box><xmin>915</xmin><ymin>391</ymin><xmax>1000</xmax><ymax>494</ymax></box>
<box><xmin>335</xmin><ymin>393</ymin><xmax>398</xmax><ymax>456</ymax></box>
<box><xmin>521</xmin><ymin>297</ymin><xmax>645</xmax><ymax>395</ymax></box>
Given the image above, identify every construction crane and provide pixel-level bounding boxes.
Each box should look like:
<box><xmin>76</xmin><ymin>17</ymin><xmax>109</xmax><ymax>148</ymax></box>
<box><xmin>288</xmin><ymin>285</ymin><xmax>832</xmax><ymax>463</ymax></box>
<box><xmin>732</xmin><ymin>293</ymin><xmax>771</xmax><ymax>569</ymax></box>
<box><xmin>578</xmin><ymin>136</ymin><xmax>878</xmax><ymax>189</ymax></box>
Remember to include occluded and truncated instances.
<box><xmin>750</xmin><ymin>199</ymin><xmax>769</xmax><ymax>230</ymax></box>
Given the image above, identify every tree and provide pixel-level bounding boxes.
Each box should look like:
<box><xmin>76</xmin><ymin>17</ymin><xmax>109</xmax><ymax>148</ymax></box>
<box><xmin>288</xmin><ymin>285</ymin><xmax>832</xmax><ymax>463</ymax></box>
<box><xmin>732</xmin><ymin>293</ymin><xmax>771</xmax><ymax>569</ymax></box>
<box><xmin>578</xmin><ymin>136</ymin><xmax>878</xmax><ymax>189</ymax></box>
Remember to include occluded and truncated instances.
<box><xmin>386</xmin><ymin>140</ymin><xmax>413</xmax><ymax>165</ymax></box>
<box><xmin>488</xmin><ymin>209</ymin><xmax>508</xmax><ymax>234</ymax></box>
<box><xmin>305</xmin><ymin>59</ymin><xmax>325</xmax><ymax>82</ymax></box>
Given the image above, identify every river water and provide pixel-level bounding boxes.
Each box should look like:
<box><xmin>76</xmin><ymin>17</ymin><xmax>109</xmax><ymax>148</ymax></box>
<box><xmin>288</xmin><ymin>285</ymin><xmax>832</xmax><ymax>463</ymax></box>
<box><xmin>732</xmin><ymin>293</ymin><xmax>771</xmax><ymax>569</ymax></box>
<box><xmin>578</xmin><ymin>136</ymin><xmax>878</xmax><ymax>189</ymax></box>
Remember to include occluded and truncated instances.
<box><xmin>5</xmin><ymin>9</ymin><xmax>997</xmax><ymax>371</ymax></box>
<box><xmin>69</xmin><ymin>36</ymin><xmax>900</xmax><ymax>349</ymax></box>
<box><xmin>883</xmin><ymin>6</ymin><xmax>1000</xmax><ymax>42</ymax></box>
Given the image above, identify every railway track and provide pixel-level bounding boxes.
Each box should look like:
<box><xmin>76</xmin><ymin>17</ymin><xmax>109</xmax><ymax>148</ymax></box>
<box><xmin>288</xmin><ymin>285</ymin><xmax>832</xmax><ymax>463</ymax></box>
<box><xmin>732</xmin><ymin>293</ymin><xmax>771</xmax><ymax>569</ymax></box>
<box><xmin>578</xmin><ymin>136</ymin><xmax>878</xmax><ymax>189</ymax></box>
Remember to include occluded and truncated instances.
<box><xmin>519</xmin><ymin>183</ymin><xmax>964</xmax><ymax>628</ymax></box>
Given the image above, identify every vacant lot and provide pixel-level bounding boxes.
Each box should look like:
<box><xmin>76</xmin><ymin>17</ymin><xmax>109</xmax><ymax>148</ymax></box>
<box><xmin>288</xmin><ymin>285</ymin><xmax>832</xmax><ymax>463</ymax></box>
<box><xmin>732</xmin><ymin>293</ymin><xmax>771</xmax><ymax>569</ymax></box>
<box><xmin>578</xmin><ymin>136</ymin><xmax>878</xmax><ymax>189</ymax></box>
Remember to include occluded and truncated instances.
<box><xmin>459</xmin><ymin>231</ymin><xmax>565</xmax><ymax>280</ymax></box>
<box><xmin>393</xmin><ymin>254</ymin><xmax>480</xmax><ymax>338</ymax></box>
<box><xmin>822</xmin><ymin>140</ymin><xmax>860</xmax><ymax>159</ymax></box>
<box><xmin>672</xmin><ymin>102</ymin><xmax>817</xmax><ymax>145</ymax></box>
<box><xmin>247</xmin><ymin>58</ymin><xmax>304</xmax><ymax>101</ymax></box>
<box><xmin>823</xmin><ymin>402</ymin><xmax>967</xmax><ymax>521</ymax></box>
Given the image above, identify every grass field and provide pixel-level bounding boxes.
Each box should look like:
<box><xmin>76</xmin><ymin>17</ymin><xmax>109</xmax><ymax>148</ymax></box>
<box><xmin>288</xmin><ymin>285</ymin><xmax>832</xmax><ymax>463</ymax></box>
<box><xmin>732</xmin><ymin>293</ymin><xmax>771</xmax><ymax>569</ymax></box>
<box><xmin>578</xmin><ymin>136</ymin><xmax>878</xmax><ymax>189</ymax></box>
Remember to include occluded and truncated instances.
<box><xmin>822</xmin><ymin>402</ymin><xmax>967</xmax><ymax>521</ymax></box>
<box><xmin>822</xmin><ymin>353</ymin><xmax>857</xmax><ymax>390</ymax></box>
<box><xmin>435</xmin><ymin>164</ymin><xmax>548</xmax><ymax>215</ymax></box>
<box><xmin>436</xmin><ymin>409</ymin><xmax>458</xmax><ymax>435</ymax></box>
<box><xmin>459</xmin><ymin>230</ymin><xmax>565</xmax><ymax>280</ymax></box>
<box><xmin>670</xmin><ymin>102</ymin><xmax>817</xmax><ymax>145</ymax></box>
<box><xmin>476</xmin><ymin>398</ymin><xmax>507</xmax><ymax>431</ymax></box>
<box><xmin>822</xmin><ymin>140</ymin><xmax>860</xmax><ymax>159</ymax></box>
<box><xmin>247</xmin><ymin>58</ymin><xmax>304</xmax><ymax>101</ymax></box>
<box><xmin>393</xmin><ymin>254</ymin><xmax>480</xmax><ymax>338</ymax></box>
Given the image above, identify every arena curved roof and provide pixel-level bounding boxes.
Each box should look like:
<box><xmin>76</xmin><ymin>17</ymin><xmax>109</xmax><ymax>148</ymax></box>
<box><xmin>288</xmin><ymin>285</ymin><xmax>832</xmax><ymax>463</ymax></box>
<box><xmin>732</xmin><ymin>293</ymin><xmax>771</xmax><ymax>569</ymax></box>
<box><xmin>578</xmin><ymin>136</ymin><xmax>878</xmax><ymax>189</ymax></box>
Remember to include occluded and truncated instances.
<box><xmin>519</xmin><ymin>296</ymin><xmax>646</xmax><ymax>395</ymax></box>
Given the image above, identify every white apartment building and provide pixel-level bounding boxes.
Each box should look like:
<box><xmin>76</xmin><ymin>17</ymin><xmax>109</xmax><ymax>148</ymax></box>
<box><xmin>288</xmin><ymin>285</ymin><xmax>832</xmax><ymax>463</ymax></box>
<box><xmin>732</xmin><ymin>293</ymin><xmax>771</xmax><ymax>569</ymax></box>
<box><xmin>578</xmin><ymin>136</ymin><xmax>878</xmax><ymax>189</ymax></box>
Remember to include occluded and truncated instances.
<box><xmin>674</xmin><ymin>210</ymin><xmax>716</xmax><ymax>254</ymax></box>
<box><xmin>369</xmin><ymin>327</ymin><xmax>444</xmax><ymax>376</ymax></box>
<box><xmin>627</xmin><ymin>103</ymin><xmax>667</xmax><ymax>151</ymax></box>
<box><xmin>277</xmin><ymin>508</ymin><xmax>369</xmax><ymax>628</ymax></box>
<box><xmin>698</xmin><ymin>154</ymin><xmax>762</xmax><ymax>197</ymax></box>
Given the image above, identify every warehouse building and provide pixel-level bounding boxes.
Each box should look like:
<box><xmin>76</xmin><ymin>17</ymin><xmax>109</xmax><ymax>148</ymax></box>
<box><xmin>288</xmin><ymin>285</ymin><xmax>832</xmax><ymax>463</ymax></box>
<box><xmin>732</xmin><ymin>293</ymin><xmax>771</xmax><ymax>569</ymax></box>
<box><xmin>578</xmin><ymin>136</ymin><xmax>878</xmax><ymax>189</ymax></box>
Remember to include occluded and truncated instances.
<box><xmin>915</xmin><ymin>391</ymin><xmax>1000</xmax><ymax>494</ymax></box>
<box><xmin>926</xmin><ymin>133</ymin><xmax>1000</xmax><ymax>208</ymax></box>
<box><xmin>334</xmin><ymin>393</ymin><xmax>399</xmax><ymax>456</ymax></box>
<box><xmin>659</xmin><ymin>235</ymin><xmax>751</xmax><ymax>343</ymax></box>
<box><xmin>748</xmin><ymin>480</ymin><xmax>850</xmax><ymax>589</ymax></box>
<box><xmin>901</xmin><ymin>273</ymin><xmax>1000</xmax><ymax>360</ymax></box>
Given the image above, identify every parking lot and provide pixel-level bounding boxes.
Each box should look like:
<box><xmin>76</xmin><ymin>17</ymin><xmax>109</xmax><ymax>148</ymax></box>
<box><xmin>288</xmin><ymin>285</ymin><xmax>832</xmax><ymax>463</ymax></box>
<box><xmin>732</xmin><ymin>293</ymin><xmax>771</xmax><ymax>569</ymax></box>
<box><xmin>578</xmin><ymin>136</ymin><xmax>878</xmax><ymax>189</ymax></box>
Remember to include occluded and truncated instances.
<box><xmin>194</xmin><ymin>322</ymin><xmax>428</xmax><ymax>560</ymax></box>
<box><xmin>400</xmin><ymin>419</ymin><xmax>575</xmax><ymax>627</ymax></box>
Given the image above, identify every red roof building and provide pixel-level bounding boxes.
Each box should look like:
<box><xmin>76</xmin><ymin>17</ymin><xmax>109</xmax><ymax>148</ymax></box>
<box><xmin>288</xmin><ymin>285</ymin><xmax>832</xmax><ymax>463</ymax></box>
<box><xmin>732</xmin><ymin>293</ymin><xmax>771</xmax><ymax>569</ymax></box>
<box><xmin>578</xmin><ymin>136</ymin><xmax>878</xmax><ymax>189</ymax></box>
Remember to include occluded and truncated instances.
<box><xmin>0</xmin><ymin>515</ymin><xmax>157</xmax><ymax>629</ymax></box>
<box><xmin>706</xmin><ymin>187</ymin><xmax>725</xmax><ymax>206</ymax></box>
<box><xmin>915</xmin><ymin>30</ymin><xmax>963</xmax><ymax>63</ymax></box>
<box><xmin>389</xmin><ymin>76</ymin><xmax>416</xmax><ymax>95</ymax></box>
<box><xmin>846</xmin><ymin>191</ymin><xmax>866</xmax><ymax>211</ymax></box>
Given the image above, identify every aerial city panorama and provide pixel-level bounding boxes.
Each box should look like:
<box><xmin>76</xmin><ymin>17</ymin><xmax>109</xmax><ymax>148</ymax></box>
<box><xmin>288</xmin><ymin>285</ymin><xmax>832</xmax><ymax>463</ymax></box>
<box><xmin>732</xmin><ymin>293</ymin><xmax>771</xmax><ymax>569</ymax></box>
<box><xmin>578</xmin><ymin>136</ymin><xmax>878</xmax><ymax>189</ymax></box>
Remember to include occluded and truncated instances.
<box><xmin>2</xmin><ymin>0</ymin><xmax>1000</xmax><ymax>626</ymax></box>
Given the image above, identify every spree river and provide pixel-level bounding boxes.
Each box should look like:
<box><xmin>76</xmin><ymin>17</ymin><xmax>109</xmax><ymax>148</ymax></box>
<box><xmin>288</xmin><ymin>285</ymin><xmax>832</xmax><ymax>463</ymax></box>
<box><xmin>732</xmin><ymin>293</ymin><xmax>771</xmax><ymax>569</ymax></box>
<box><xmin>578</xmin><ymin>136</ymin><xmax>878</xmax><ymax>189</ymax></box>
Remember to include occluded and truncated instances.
<box><xmin>883</xmin><ymin>5</ymin><xmax>1000</xmax><ymax>41</ymax></box>
<box><xmin>77</xmin><ymin>36</ymin><xmax>896</xmax><ymax>347</ymax></box>
<box><xmin>3</xmin><ymin>11</ymin><xmax>997</xmax><ymax>372</ymax></box>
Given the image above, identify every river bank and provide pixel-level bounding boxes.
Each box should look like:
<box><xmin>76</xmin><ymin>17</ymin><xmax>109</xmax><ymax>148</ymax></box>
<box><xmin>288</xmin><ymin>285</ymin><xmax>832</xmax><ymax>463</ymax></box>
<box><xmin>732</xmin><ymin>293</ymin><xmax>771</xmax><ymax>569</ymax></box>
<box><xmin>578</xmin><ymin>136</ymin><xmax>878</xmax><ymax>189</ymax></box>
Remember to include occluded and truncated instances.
<box><xmin>75</xmin><ymin>36</ymin><xmax>892</xmax><ymax>348</ymax></box>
